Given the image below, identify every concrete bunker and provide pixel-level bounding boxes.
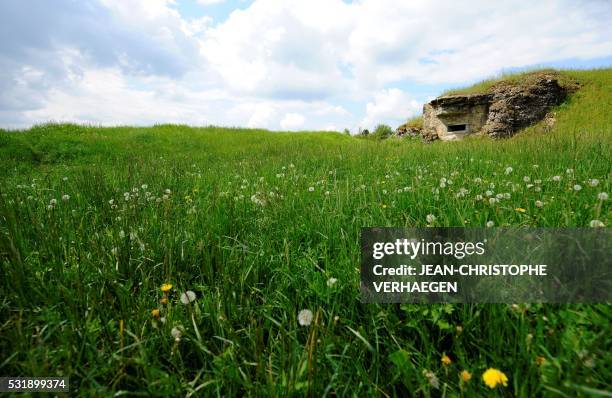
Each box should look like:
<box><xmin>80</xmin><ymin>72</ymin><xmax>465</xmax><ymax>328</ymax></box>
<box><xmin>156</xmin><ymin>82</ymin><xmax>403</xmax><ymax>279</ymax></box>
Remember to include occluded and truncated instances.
<box><xmin>422</xmin><ymin>93</ymin><xmax>493</xmax><ymax>141</ymax></box>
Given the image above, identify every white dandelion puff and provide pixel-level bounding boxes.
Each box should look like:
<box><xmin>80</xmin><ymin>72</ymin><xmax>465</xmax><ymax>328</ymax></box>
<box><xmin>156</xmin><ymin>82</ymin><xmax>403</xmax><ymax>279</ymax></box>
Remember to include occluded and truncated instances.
<box><xmin>298</xmin><ymin>309</ymin><xmax>313</xmax><ymax>326</ymax></box>
<box><xmin>589</xmin><ymin>220</ymin><xmax>605</xmax><ymax>228</ymax></box>
<box><xmin>597</xmin><ymin>192</ymin><xmax>608</xmax><ymax>201</ymax></box>
<box><xmin>504</xmin><ymin>167</ymin><xmax>513</xmax><ymax>175</ymax></box>
<box><xmin>552</xmin><ymin>175</ymin><xmax>561</xmax><ymax>182</ymax></box>
<box><xmin>180</xmin><ymin>290</ymin><xmax>197</xmax><ymax>304</ymax></box>
<box><xmin>486</xmin><ymin>221</ymin><xmax>495</xmax><ymax>228</ymax></box>
<box><xmin>573</xmin><ymin>184</ymin><xmax>582</xmax><ymax>191</ymax></box>
<box><xmin>308</xmin><ymin>187</ymin><xmax>315</xmax><ymax>192</ymax></box>
<box><xmin>326</xmin><ymin>277</ymin><xmax>338</xmax><ymax>287</ymax></box>
<box><xmin>62</xmin><ymin>194</ymin><xmax>70</xmax><ymax>202</ymax></box>
<box><xmin>171</xmin><ymin>326</ymin><xmax>183</xmax><ymax>341</ymax></box>
<box><xmin>535</xmin><ymin>200</ymin><xmax>544</xmax><ymax>208</ymax></box>
<box><xmin>426</xmin><ymin>214</ymin><xmax>436</xmax><ymax>224</ymax></box>
<box><xmin>588</xmin><ymin>179</ymin><xmax>600</xmax><ymax>187</ymax></box>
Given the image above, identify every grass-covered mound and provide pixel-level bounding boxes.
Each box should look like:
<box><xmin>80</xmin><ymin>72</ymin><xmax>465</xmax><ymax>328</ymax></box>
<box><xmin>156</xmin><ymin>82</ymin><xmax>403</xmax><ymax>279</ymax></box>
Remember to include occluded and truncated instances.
<box><xmin>0</xmin><ymin>69</ymin><xmax>610</xmax><ymax>396</ymax></box>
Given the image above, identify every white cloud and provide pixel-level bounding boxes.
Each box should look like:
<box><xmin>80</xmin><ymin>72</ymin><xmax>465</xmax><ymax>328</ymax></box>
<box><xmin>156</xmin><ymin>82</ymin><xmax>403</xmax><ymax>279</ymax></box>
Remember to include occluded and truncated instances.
<box><xmin>280</xmin><ymin>112</ymin><xmax>305</xmax><ymax>130</ymax></box>
<box><xmin>247</xmin><ymin>103</ymin><xmax>276</xmax><ymax>128</ymax></box>
<box><xmin>1</xmin><ymin>0</ymin><xmax>611</xmax><ymax>129</ymax></box>
<box><xmin>197</xmin><ymin>0</ymin><xmax>226</xmax><ymax>4</ymax></box>
<box><xmin>361</xmin><ymin>88</ymin><xmax>420</xmax><ymax>130</ymax></box>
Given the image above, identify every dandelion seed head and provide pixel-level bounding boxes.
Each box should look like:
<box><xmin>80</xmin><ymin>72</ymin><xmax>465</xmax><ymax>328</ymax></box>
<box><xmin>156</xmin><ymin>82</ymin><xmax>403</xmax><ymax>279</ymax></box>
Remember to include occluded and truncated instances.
<box><xmin>180</xmin><ymin>290</ymin><xmax>197</xmax><ymax>304</ymax></box>
<box><xmin>597</xmin><ymin>192</ymin><xmax>608</xmax><ymax>201</ymax></box>
<box><xmin>171</xmin><ymin>326</ymin><xmax>182</xmax><ymax>341</ymax></box>
<box><xmin>298</xmin><ymin>309</ymin><xmax>313</xmax><ymax>326</ymax></box>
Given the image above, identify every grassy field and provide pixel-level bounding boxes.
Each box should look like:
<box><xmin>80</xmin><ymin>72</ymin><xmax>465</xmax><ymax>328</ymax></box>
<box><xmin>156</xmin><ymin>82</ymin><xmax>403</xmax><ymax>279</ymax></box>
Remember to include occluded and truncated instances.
<box><xmin>0</xmin><ymin>69</ymin><xmax>610</xmax><ymax>396</ymax></box>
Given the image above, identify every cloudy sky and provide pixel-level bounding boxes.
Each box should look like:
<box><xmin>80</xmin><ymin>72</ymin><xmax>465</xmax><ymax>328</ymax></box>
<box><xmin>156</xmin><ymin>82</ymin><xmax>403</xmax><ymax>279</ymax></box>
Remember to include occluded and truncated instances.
<box><xmin>1</xmin><ymin>0</ymin><xmax>611</xmax><ymax>131</ymax></box>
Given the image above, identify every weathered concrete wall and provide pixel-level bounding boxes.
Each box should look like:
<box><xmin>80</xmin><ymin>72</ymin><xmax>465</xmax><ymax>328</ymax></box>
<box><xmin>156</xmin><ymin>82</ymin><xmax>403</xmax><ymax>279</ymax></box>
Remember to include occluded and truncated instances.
<box><xmin>422</xmin><ymin>94</ymin><xmax>492</xmax><ymax>141</ymax></box>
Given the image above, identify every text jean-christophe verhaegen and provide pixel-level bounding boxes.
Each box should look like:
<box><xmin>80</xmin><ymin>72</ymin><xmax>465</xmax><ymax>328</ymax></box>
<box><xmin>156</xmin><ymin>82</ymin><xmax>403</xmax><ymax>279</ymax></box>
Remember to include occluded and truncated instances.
<box><xmin>361</xmin><ymin>228</ymin><xmax>609</xmax><ymax>303</ymax></box>
<box><xmin>369</xmin><ymin>238</ymin><xmax>547</xmax><ymax>294</ymax></box>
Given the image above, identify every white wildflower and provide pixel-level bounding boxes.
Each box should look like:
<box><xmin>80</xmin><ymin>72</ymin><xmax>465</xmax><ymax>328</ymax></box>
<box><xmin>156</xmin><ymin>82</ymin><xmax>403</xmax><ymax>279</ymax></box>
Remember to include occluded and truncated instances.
<box><xmin>566</xmin><ymin>168</ymin><xmax>574</xmax><ymax>174</ymax></box>
<box><xmin>62</xmin><ymin>194</ymin><xmax>70</xmax><ymax>202</ymax></box>
<box><xmin>250</xmin><ymin>193</ymin><xmax>266</xmax><ymax>206</ymax></box>
<box><xmin>535</xmin><ymin>200</ymin><xmax>544</xmax><ymax>208</ymax></box>
<box><xmin>589</xmin><ymin>220</ymin><xmax>605</xmax><ymax>228</ymax></box>
<box><xmin>180</xmin><ymin>290</ymin><xmax>197</xmax><ymax>304</ymax></box>
<box><xmin>552</xmin><ymin>175</ymin><xmax>561</xmax><ymax>182</ymax></box>
<box><xmin>327</xmin><ymin>277</ymin><xmax>338</xmax><ymax>287</ymax></box>
<box><xmin>308</xmin><ymin>187</ymin><xmax>315</xmax><ymax>192</ymax></box>
<box><xmin>573</xmin><ymin>184</ymin><xmax>582</xmax><ymax>191</ymax></box>
<box><xmin>49</xmin><ymin>198</ymin><xmax>57</xmax><ymax>206</ymax></box>
<box><xmin>171</xmin><ymin>326</ymin><xmax>183</xmax><ymax>341</ymax></box>
<box><xmin>597</xmin><ymin>192</ymin><xmax>608</xmax><ymax>201</ymax></box>
<box><xmin>423</xmin><ymin>370</ymin><xmax>440</xmax><ymax>389</ymax></box>
<box><xmin>298</xmin><ymin>309</ymin><xmax>313</xmax><ymax>326</ymax></box>
<box><xmin>523</xmin><ymin>176</ymin><xmax>531</xmax><ymax>183</ymax></box>
<box><xmin>486</xmin><ymin>221</ymin><xmax>495</xmax><ymax>228</ymax></box>
<box><xmin>588</xmin><ymin>179</ymin><xmax>600</xmax><ymax>187</ymax></box>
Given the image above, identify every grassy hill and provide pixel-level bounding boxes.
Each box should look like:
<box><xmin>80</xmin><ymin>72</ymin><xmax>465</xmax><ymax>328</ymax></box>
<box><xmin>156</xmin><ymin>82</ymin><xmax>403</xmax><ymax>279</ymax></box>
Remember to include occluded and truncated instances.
<box><xmin>0</xmin><ymin>69</ymin><xmax>610</xmax><ymax>396</ymax></box>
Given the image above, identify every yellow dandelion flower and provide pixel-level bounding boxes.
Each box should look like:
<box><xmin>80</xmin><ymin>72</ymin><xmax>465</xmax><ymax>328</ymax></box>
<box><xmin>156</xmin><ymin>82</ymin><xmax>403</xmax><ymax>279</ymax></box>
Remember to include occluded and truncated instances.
<box><xmin>441</xmin><ymin>354</ymin><xmax>452</xmax><ymax>366</ymax></box>
<box><xmin>382</xmin><ymin>204</ymin><xmax>387</xmax><ymax>208</ymax></box>
<box><xmin>161</xmin><ymin>283</ymin><xmax>173</xmax><ymax>293</ymax></box>
<box><xmin>535</xmin><ymin>356</ymin><xmax>546</xmax><ymax>366</ymax></box>
<box><xmin>160</xmin><ymin>296</ymin><xmax>168</xmax><ymax>305</ymax></box>
<box><xmin>482</xmin><ymin>368</ymin><xmax>508</xmax><ymax>388</ymax></box>
<box><xmin>515</xmin><ymin>207</ymin><xmax>526</xmax><ymax>213</ymax></box>
<box><xmin>151</xmin><ymin>309</ymin><xmax>160</xmax><ymax>318</ymax></box>
<box><xmin>460</xmin><ymin>370</ymin><xmax>472</xmax><ymax>382</ymax></box>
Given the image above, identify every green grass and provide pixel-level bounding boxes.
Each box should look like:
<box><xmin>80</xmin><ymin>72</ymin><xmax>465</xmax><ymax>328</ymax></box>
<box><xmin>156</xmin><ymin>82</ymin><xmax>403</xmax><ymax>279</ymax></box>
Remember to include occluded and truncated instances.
<box><xmin>441</xmin><ymin>68</ymin><xmax>582</xmax><ymax>96</ymax></box>
<box><xmin>0</xmin><ymin>69</ymin><xmax>610</xmax><ymax>396</ymax></box>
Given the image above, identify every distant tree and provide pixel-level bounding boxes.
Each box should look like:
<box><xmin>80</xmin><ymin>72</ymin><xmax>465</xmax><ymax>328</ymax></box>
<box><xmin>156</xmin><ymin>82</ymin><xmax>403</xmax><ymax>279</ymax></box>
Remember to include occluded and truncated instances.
<box><xmin>372</xmin><ymin>124</ymin><xmax>393</xmax><ymax>139</ymax></box>
<box><xmin>343</xmin><ymin>128</ymin><xmax>351</xmax><ymax>136</ymax></box>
